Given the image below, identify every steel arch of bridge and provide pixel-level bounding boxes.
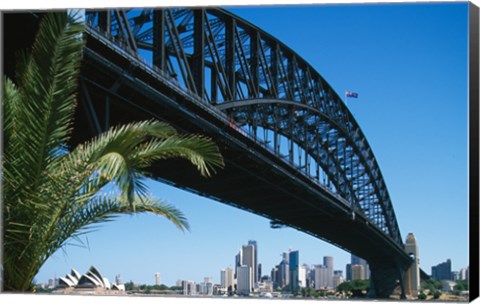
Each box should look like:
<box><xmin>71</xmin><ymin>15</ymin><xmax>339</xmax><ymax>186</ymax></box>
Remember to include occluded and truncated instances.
<box><xmin>84</xmin><ymin>7</ymin><xmax>403</xmax><ymax>247</ymax></box>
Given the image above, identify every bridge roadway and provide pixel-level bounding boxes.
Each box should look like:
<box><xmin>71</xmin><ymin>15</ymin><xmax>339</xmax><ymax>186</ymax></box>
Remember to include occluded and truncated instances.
<box><xmin>71</xmin><ymin>22</ymin><xmax>413</xmax><ymax>298</ymax></box>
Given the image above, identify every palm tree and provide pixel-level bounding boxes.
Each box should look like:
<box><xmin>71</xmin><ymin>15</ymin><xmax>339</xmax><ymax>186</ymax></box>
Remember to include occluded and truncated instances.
<box><xmin>2</xmin><ymin>11</ymin><xmax>224</xmax><ymax>291</ymax></box>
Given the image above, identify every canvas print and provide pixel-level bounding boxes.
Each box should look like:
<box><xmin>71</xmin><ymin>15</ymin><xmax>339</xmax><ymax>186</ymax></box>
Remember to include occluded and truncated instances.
<box><xmin>1</xmin><ymin>2</ymin><xmax>473</xmax><ymax>302</ymax></box>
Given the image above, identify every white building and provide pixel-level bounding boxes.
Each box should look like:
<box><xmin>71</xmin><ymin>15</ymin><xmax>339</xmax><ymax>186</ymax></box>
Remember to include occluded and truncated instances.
<box><xmin>199</xmin><ymin>278</ymin><xmax>213</xmax><ymax>295</ymax></box>
<box><xmin>56</xmin><ymin>266</ymin><xmax>124</xmax><ymax>293</ymax></box>
<box><xmin>298</xmin><ymin>265</ymin><xmax>307</xmax><ymax>288</ymax></box>
<box><xmin>154</xmin><ymin>272</ymin><xmax>161</xmax><ymax>286</ymax></box>
<box><xmin>221</xmin><ymin>268</ymin><xmax>234</xmax><ymax>292</ymax></box>
<box><xmin>459</xmin><ymin>267</ymin><xmax>469</xmax><ymax>281</ymax></box>
<box><xmin>237</xmin><ymin>265</ymin><xmax>252</xmax><ymax>295</ymax></box>
<box><xmin>182</xmin><ymin>280</ymin><xmax>196</xmax><ymax>296</ymax></box>
<box><xmin>258</xmin><ymin>280</ymin><xmax>274</xmax><ymax>293</ymax></box>
<box><xmin>442</xmin><ymin>281</ymin><xmax>457</xmax><ymax>292</ymax></box>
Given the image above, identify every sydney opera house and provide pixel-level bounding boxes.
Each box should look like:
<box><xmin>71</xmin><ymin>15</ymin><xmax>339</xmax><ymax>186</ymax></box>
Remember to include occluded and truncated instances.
<box><xmin>55</xmin><ymin>265</ymin><xmax>125</xmax><ymax>294</ymax></box>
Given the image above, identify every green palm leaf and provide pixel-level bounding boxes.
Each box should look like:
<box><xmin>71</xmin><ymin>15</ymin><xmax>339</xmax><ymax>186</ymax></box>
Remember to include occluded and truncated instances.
<box><xmin>3</xmin><ymin>11</ymin><xmax>224</xmax><ymax>292</ymax></box>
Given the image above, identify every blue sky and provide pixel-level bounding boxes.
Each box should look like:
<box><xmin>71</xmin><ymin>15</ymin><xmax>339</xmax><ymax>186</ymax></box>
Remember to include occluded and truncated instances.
<box><xmin>36</xmin><ymin>2</ymin><xmax>470</xmax><ymax>286</ymax></box>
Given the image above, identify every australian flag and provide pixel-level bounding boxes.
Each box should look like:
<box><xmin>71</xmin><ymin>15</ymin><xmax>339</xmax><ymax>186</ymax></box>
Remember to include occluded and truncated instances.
<box><xmin>345</xmin><ymin>91</ymin><xmax>358</xmax><ymax>98</ymax></box>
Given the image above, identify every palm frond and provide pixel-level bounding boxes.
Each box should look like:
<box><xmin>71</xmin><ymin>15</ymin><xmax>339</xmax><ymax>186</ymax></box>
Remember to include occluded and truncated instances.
<box><xmin>3</xmin><ymin>11</ymin><xmax>224</xmax><ymax>292</ymax></box>
<box><xmin>133</xmin><ymin>134</ymin><xmax>225</xmax><ymax>177</ymax></box>
<box><xmin>6</xmin><ymin>12</ymin><xmax>85</xmax><ymax>198</ymax></box>
<box><xmin>56</xmin><ymin>195</ymin><xmax>190</xmax><ymax>248</ymax></box>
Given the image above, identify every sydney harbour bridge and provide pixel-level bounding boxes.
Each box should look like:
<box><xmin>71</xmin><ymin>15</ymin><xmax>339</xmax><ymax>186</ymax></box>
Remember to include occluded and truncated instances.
<box><xmin>6</xmin><ymin>8</ymin><xmax>422</xmax><ymax>298</ymax></box>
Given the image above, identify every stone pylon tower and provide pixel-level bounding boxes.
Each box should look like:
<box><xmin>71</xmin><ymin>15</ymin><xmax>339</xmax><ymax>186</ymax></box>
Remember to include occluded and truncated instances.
<box><xmin>405</xmin><ymin>233</ymin><xmax>421</xmax><ymax>297</ymax></box>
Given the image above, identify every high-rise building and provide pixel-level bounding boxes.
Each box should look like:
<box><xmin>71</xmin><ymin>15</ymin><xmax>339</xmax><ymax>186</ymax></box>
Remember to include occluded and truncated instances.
<box><xmin>459</xmin><ymin>267</ymin><xmax>469</xmax><ymax>281</ymax></box>
<box><xmin>346</xmin><ymin>264</ymin><xmax>352</xmax><ymax>281</ymax></box>
<box><xmin>351</xmin><ymin>255</ymin><xmax>362</xmax><ymax>265</ymax></box>
<box><xmin>314</xmin><ymin>265</ymin><xmax>329</xmax><ymax>290</ymax></box>
<box><xmin>289</xmin><ymin>250</ymin><xmax>300</xmax><ymax>292</ymax></box>
<box><xmin>278</xmin><ymin>259</ymin><xmax>289</xmax><ymax>288</ymax></box>
<box><xmin>248</xmin><ymin>240</ymin><xmax>259</xmax><ymax>284</ymax></box>
<box><xmin>271</xmin><ymin>266</ymin><xmax>278</xmax><ymax>289</ymax></box>
<box><xmin>221</xmin><ymin>268</ymin><xmax>234</xmax><ymax>292</ymax></box>
<box><xmin>307</xmin><ymin>266</ymin><xmax>316</xmax><ymax>288</ymax></box>
<box><xmin>182</xmin><ymin>280</ymin><xmax>196</xmax><ymax>296</ymax></box>
<box><xmin>333</xmin><ymin>270</ymin><xmax>344</xmax><ymax>289</ymax></box>
<box><xmin>350</xmin><ymin>255</ymin><xmax>370</xmax><ymax>280</ymax></box>
<box><xmin>242</xmin><ymin>244</ymin><xmax>255</xmax><ymax>286</ymax></box>
<box><xmin>324</xmin><ymin>256</ymin><xmax>334</xmax><ymax>269</ymax></box>
<box><xmin>199</xmin><ymin>277</ymin><xmax>213</xmax><ymax>295</ymax></box>
<box><xmin>432</xmin><ymin>259</ymin><xmax>452</xmax><ymax>281</ymax></box>
<box><xmin>154</xmin><ymin>272</ymin><xmax>161</xmax><ymax>286</ymax></box>
<box><xmin>298</xmin><ymin>265</ymin><xmax>307</xmax><ymax>288</ymax></box>
<box><xmin>258</xmin><ymin>263</ymin><xmax>262</xmax><ymax>281</ymax></box>
<box><xmin>235</xmin><ymin>251</ymin><xmax>242</xmax><ymax>279</ymax></box>
<box><xmin>405</xmin><ymin>233</ymin><xmax>421</xmax><ymax>297</ymax></box>
<box><xmin>351</xmin><ymin>265</ymin><xmax>365</xmax><ymax>280</ymax></box>
<box><xmin>237</xmin><ymin>265</ymin><xmax>252</xmax><ymax>295</ymax></box>
<box><xmin>324</xmin><ymin>256</ymin><xmax>334</xmax><ymax>288</ymax></box>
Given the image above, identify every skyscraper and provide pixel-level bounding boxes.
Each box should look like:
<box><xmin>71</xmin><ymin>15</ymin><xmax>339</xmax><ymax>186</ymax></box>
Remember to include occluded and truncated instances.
<box><xmin>351</xmin><ymin>254</ymin><xmax>370</xmax><ymax>279</ymax></box>
<box><xmin>182</xmin><ymin>280</ymin><xmax>196</xmax><ymax>296</ymax></box>
<box><xmin>221</xmin><ymin>268</ymin><xmax>234</xmax><ymax>292</ymax></box>
<box><xmin>237</xmin><ymin>265</ymin><xmax>252</xmax><ymax>295</ymax></box>
<box><xmin>235</xmin><ymin>251</ymin><xmax>242</xmax><ymax>279</ymax></box>
<box><xmin>432</xmin><ymin>259</ymin><xmax>452</xmax><ymax>281</ymax></box>
<box><xmin>242</xmin><ymin>244</ymin><xmax>255</xmax><ymax>286</ymax></box>
<box><xmin>271</xmin><ymin>266</ymin><xmax>279</xmax><ymax>289</ymax></box>
<box><xmin>201</xmin><ymin>277</ymin><xmax>213</xmax><ymax>295</ymax></box>
<box><xmin>278</xmin><ymin>258</ymin><xmax>289</xmax><ymax>288</ymax></box>
<box><xmin>346</xmin><ymin>264</ymin><xmax>352</xmax><ymax>281</ymax></box>
<box><xmin>324</xmin><ymin>256</ymin><xmax>334</xmax><ymax>288</ymax></box>
<box><xmin>298</xmin><ymin>265</ymin><xmax>307</xmax><ymax>288</ymax></box>
<box><xmin>248</xmin><ymin>240</ymin><xmax>259</xmax><ymax>284</ymax></box>
<box><xmin>307</xmin><ymin>266</ymin><xmax>316</xmax><ymax>288</ymax></box>
<box><xmin>405</xmin><ymin>233</ymin><xmax>421</xmax><ymax>297</ymax></box>
<box><xmin>154</xmin><ymin>272</ymin><xmax>161</xmax><ymax>286</ymax></box>
<box><xmin>289</xmin><ymin>250</ymin><xmax>300</xmax><ymax>292</ymax></box>
<box><xmin>314</xmin><ymin>265</ymin><xmax>329</xmax><ymax>290</ymax></box>
<box><xmin>258</xmin><ymin>263</ymin><xmax>262</xmax><ymax>281</ymax></box>
<box><xmin>351</xmin><ymin>265</ymin><xmax>365</xmax><ymax>280</ymax></box>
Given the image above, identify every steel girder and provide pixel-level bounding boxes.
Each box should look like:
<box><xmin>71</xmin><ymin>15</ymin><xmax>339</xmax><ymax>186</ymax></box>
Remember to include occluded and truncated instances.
<box><xmin>85</xmin><ymin>7</ymin><xmax>403</xmax><ymax>247</ymax></box>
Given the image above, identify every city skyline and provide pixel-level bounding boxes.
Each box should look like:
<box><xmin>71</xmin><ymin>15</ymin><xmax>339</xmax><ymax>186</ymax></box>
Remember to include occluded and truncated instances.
<box><xmin>38</xmin><ymin>239</ymin><xmax>468</xmax><ymax>288</ymax></box>
<box><xmin>34</xmin><ymin>2</ymin><xmax>469</xmax><ymax>287</ymax></box>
